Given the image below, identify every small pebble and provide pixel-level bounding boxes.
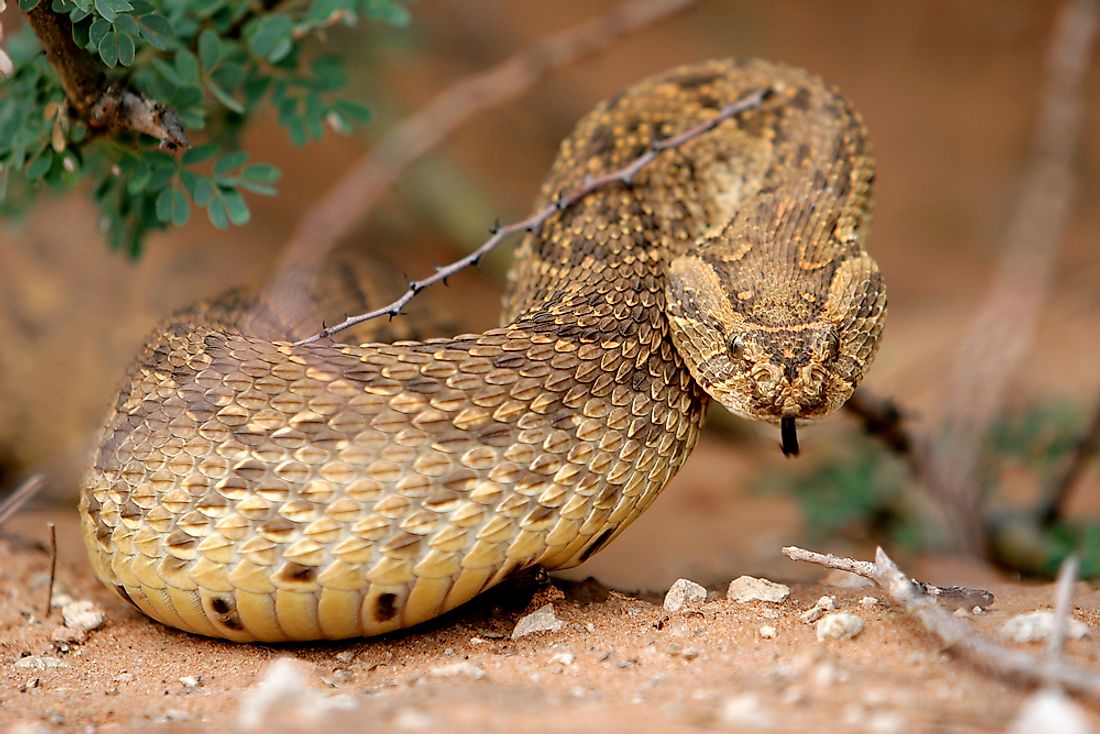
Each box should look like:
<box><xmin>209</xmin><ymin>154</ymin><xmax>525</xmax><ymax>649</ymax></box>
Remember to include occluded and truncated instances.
<box><xmin>179</xmin><ymin>675</ymin><xmax>200</xmax><ymax>689</ymax></box>
<box><xmin>816</xmin><ymin>612</ymin><xmax>864</xmax><ymax>641</ymax></box>
<box><xmin>727</xmin><ymin>575</ymin><xmax>790</xmax><ymax>603</ymax></box>
<box><xmin>663</xmin><ymin>578</ymin><xmax>707</xmax><ymax>613</ymax></box>
<box><xmin>800</xmin><ymin>595</ymin><xmax>838</xmax><ymax>623</ymax></box>
<box><xmin>1008</xmin><ymin>688</ymin><xmax>1090</xmax><ymax>734</ymax></box>
<box><xmin>860</xmin><ymin>596</ymin><xmax>879</xmax><ymax>607</ymax></box>
<box><xmin>511</xmin><ymin>604</ymin><xmax>565</xmax><ymax>640</ymax></box>
<box><xmin>13</xmin><ymin>656</ymin><xmax>68</xmax><ymax>671</ymax></box>
<box><xmin>335</xmin><ymin>651</ymin><xmax>355</xmax><ymax>664</ymax></box>
<box><xmin>427</xmin><ymin>662</ymin><xmax>485</xmax><ymax>680</ymax></box>
<box><xmin>61</xmin><ymin>600</ymin><xmax>105</xmax><ymax>633</ymax></box>
<box><xmin>718</xmin><ymin>694</ymin><xmax>774</xmax><ymax>728</ymax></box>
<box><xmin>549</xmin><ymin>652</ymin><xmax>575</xmax><ymax>666</ymax></box>
<box><xmin>759</xmin><ymin>625</ymin><xmax>778</xmax><ymax>639</ymax></box>
<box><xmin>1000</xmin><ymin>611</ymin><xmax>1088</xmax><ymax>644</ymax></box>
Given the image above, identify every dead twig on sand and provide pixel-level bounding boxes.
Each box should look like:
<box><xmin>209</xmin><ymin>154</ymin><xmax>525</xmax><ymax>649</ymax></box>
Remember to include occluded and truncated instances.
<box><xmin>44</xmin><ymin>522</ymin><xmax>57</xmax><ymax>620</ymax></box>
<box><xmin>294</xmin><ymin>89</ymin><xmax>772</xmax><ymax>344</ymax></box>
<box><xmin>783</xmin><ymin>545</ymin><xmax>1100</xmax><ymax>700</ymax></box>
<box><xmin>0</xmin><ymin>474</ymin><xmax>47</xmax><ymax>527</ymax></box>
<box><xmin>258</xmin><ymin>0</ymin><xmax>700</xmax><ymax>338</ymax></box>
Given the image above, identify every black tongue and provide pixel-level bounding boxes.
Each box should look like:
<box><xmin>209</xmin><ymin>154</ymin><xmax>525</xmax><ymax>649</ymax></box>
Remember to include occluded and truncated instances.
<box><xmin>780</xmin><ymin>416</ymin><xmax>799</xmax><ymax>457</ymax></box>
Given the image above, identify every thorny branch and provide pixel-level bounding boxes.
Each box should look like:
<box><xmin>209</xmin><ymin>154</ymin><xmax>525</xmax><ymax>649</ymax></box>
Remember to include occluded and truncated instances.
<box><xmin>784</xmin><ymin>546</ymin><xmax>1100</xmax><ymax>700</ymax></box>
<box><xmin>23</xmin><ymin>2</ymin><xmax>189</xmax><ymax>148</ymax></box>
<box><xmin>259</xmin><ymin>0</ymin><xmax>701</xmax><ymax>339</ymax></box>
<box><xmin>293</xmin><ymin>88</ymin><xmax>772</xmax><ymax>345</ymax></box>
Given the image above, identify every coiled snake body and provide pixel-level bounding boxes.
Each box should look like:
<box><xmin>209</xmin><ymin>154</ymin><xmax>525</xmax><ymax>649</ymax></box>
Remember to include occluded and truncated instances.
<box><xmin>80</xmin><ymin>59</ymin><xmax>885</xmax><ymax>641</ymax></box>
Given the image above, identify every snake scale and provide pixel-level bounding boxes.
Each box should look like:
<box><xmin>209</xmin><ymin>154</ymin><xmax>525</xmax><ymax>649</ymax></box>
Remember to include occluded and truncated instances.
<box><xmin>80</xmin><ymin>59</ymin><xmax>886</xmax><ymax>642</ymax></box>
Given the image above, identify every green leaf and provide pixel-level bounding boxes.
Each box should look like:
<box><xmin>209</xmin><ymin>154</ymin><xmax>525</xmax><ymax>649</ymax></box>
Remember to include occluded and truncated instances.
<box><xmin>242</xmin><ymin>163</ymin><xmax>280</xmax><ymax>182</ymax></box>
<box><xmin>155</xmin><ymin>186</ymin><xmax>172</xmax><ymax>223</ymax></box>
<box><xmin>333</xmin><ymin>98</ymin><xmax>370</xmax><ymax>124</ymax></box>
<box><xmin>98</xmin><ymin>32</ymin><xmax>119</xmax><ymax>67</ymax></box>
<box><xmin>116</xmin><ymin>31</ymin><xmax>136</xmax><ymax>66</ymax></box>
<box><xmin>181</xmin><ymin>171</ymin><xmax>214</xmax><ymax>205</ymax></box>
<box><xmin>206</xmin><ymin>80</ymin><xmax>244</xmax><ymax>115</ymax></box>
<box><xmin>93</xmin><ymin>0</ymin><xmax>132</xmax><ymax>23</ymax></box>
<box><xmin>112</xmin><ymin>13</ymin><xmax>139</xmax><ymax>35</ymax></box>
<box><xmin>170</xmin><ymin>188</ymin><xmax>190</xmax><ymax>226</ymax></box>
<box><xmin>213</xmin><ymin>150</ymin><xmax>248</xmax><ymax>175</ymax></box>
<box><xmin>198</xmin><ymin>28</ymin><xmax>222</xmax><ymax>71</ymax></box>
<box><xmin>26</xmin><ymin>152</ymin><xmax>54</xmax><ymax>180</ymax></box>
<box><xmin>247</xmin><ymin>15</ymin><xmax>294</xmax><ymax>61</ymax></box>
<box><xmin>19</xmin><ymin>0</ymin><xmax>42</xmax><ymax>11</ymax></box>
<box><xmin>175</xmin><ymin>48</ymin><xmax>200</xmax><ymax>85</ymax></box>
<box><xmin>89</xmin><ymin>17</ymin><xmax>111</xmax><ymax>46</ymax></box>
<box><xmin>221</xmin><ymin>187</ymin><xmax>249</xmax><ymax>225</ymax></box>
<box><xmin>182</xmin><ymin>143</ymin><xmax>219</xmax><ymax>166</ymax></box>
<box><xmin>137</xmin><ymin>13</ymin><xmax>171</xmax><ymax>50</ymax></box>
<box><xmin>207</xmin><ymin>196</ymin><xmax>228</xmax><ymax>229</ymax></box>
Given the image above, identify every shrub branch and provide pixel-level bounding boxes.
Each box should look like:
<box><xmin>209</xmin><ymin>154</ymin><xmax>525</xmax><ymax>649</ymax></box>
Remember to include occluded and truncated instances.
<box><xmin>24</xmin><ymin>2</ymin><xmax>189</xmax><ymax>148</ymax></box>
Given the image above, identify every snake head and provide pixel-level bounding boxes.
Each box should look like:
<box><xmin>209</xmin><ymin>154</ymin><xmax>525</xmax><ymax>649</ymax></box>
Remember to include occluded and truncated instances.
<box><xmin>665</xmin><ymin>251</ymin><xmax>886</xmax><ymax>431</ymax></box>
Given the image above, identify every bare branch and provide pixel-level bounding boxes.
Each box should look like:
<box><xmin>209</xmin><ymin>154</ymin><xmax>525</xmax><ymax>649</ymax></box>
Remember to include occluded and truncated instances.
<box><xmin>0</xmin><ymin>474</ymin><xmax>47</xmax><ymax>527</ymax></box>
<box><xmin>782</xmin><ymin>545</ymin><xmax>993</xmax><ymax>610</ymax></box>
<box><xmin>783</xmin><ymin>545</ymin><xmax>1100</xmax><ymax>700</ymax></box>
<box><xmin>24</xmin><ymin>3</ymin><xmax>189</xmax><ymax>148</ymax></box>
<box><xmin>293</xmin><ymin>88</ymin><xmax>771</xmax><ymax>345</ymax></box>
<box><xmin>258</xmin><ymin>0</ymin><xmax>701</xmax><ymax>339</ymax></box>
<box><xmin>44</xmin><ymin>522</ymin><xmax>57</xmax><ymax>620</ymax></box>
<box><xmin>1037</xmin><ymin>395</ymin><xmax>1100</xmax><ymax>524</ymax></box>
<box><xmin>929</xmin><ymin>0</ymin><xmax>1097</xmax><ymax>551</ymax></box>
<box><xmin>1046</xmin><ymin>555</ymin><xmax>1080</xmax><ymax>677</ymax></box>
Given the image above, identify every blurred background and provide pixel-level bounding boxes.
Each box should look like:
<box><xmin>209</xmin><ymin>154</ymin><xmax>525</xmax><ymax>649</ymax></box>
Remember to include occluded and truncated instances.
<box><xmin>1</xmin><ymin>0</ymin><xmax>1098</xmax><ymax>587</ymax></box>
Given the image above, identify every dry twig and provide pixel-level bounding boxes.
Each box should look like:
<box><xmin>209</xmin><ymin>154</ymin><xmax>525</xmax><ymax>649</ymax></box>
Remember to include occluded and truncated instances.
<box><xmin>258</xmin><ymin>0</ymin><xmax>700</xmax><ymax>338</ymax></box>
<box><xmin>1037</xmin><ymin>395</ymin><xmax>1100</xmax><ymax>525</ymax></box>
<box><xmin>783</xmin><ymin>545</ymin><xmax>1100</xmax><ymax>700</ymax></box>
<box><xmin>0</xmin><ymin>474</ymin><xmax>47</xmax><ymax>527</ymax></box>
<box><xmin>23</xmin><ymin>3</ymin><xmax>189</xmax><ymax>148</ymax></box>
<box><xmin>44</xmin><ymin>522</ymin><xmax>57</xmax><ymax>620</ymax></box>
<box><xmin>294</xmin><ymin>89</ymin><xmax>771</xmax><ymax>345</ymax></box>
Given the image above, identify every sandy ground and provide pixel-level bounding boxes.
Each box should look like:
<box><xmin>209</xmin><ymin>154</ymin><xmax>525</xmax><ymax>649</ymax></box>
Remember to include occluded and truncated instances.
<box><xmin>3</xmin><ymin>511</ymin><xmax>1100</xmax><ymax>733</ymax></box>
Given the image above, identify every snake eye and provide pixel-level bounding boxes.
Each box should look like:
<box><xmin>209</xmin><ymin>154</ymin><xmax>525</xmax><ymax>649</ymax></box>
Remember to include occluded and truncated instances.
<box><xmin>728</xmin><ymin>334</ymin><xmax>747</xmax><ymax>360</ymax></box>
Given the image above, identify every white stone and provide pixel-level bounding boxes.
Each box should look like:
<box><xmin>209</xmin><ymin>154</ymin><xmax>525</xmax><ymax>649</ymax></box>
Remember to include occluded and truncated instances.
<box><xmin>61</xmin><ymin>600</ymin><xmax>105</xmax><ymax>633</ymax></box>
<box><xmin>726</xmin><ymin>575</ymin><xmax>790</xmax><ymax>603</ymax></box>
<box><xmin>800</xmin><ymin>595</ymin><xmax>837</xmax><ymax>623</ymax></box>
<box><xmin>1001</xmin><ymin>611</ymin><xmax>1088</xmax><ymax>644</ymax></box>
<box><xmin>179</xmin><ymin>675</ymin><xmax>200</xmax><ymax>689</ymax></box>
<box><xmin>511</xmin><ymin>604</ymin><xmax>565</xmax><ymax>640</ymax></box>
<box><xmin>13</xmin><ymin>656</ymin><xmax>68</xmax><ymax>671</ymax></box>
<box><xmin>549</xmin><ymin>652</ymin><xmax>575</xmax><ymax>665</ymax></box>
<box><xmin>1008</xmin><ymin>688</ymin><xmax>1091</xmax><ymax>734</ymax></box>
<box><xmin>718</xmin><ymin>694</ymin><xmax>774</xmax><ymax>728</ymax></box>
<box><xmin>663</xmin><ymin>578</ymin><xmax>707</xmax><ymax>613</ymax></box>
<box><xmin>816</xmin><ymin>612</ymin><xmax>864</xmax><ymax>641</ymax></box>
<box><xmin>759</xmin><ymin>625</ymin><xmax>778</xmax><ymax>639</ymax></box>
<box><xmin>427</xmin><ymin>662</ymin><xmax>485</xmax><ymax>680</ymax></box>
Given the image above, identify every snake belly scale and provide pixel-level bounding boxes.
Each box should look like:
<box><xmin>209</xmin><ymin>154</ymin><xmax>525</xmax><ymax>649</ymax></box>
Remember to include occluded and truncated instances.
<box><xmin>80</xmin><ymin>59</ymin><xmax>885</xmax><ymax>642</ymax></box>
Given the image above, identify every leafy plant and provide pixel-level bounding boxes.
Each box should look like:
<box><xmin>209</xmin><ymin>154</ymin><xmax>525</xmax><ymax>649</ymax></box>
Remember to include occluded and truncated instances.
<box><xmin>0</xmin><ymin>0</ymin><xmax>411</xmax><ymax>256</ymax></box>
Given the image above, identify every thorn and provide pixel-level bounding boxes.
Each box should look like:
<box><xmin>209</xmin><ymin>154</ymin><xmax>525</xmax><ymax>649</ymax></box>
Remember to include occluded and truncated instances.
<box><xmin>760</xmin><ymin>87</ymin><xmax>777</xmax><ymax>102</ymax></box>
<box><xmin>553</xmin><ymin>193</ymin><xmax>565</xmax><ymax>211</ymax></box>
<box><xmin>489</xmin><ymin>217</ymin><xmax>502</xmax><ymax>235</ymax></box>
<box><xmin>471</xmin><ymin>255</ymin><xmax>482</xmax><ymax>269</ymax></box>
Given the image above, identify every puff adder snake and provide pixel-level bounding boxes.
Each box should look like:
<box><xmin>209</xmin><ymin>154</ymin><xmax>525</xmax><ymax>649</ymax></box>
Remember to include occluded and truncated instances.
<box><xmin>80</xmin><ymin>58</ymin><xmax>886</xmax><ymax>641</ymax></box>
